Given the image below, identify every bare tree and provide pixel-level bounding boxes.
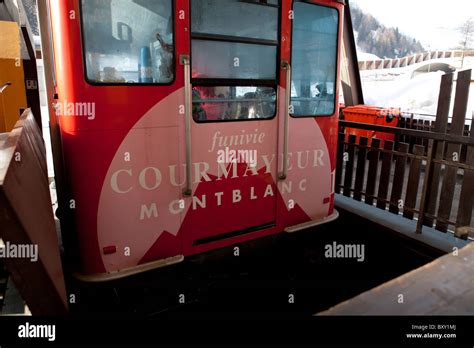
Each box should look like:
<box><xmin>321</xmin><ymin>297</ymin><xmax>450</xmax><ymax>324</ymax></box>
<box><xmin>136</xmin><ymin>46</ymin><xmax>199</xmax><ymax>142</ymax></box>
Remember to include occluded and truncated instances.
<box><xmin>459</xmin><ymin>17</ymin><xmax>474</xmax><ymax>67</ymax></box>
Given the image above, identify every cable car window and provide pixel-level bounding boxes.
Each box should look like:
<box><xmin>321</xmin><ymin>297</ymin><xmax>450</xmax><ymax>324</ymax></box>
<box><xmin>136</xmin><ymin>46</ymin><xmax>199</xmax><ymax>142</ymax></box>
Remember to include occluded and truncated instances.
<box><xmin>192</xmin><ymin>86</ymin><xmax>276</xmax><ymax>121</ymax></box>
<box><xmin>192</xmin><ymin>41</ymin><xmax>277</xmax><ymax>80</ymax></box>
<box><xmin>290</xmin><ymin>2</ymin><xmax>339</xmax><ymax>117</ymax></box>
<box><xmin>191</xmin><ymin>0</ymin><xmax>279</xmax><ymax>41</ymax></box>
<box><xmin>81</xmin><ymin>0</ymin><xmax>174</xmax><ymax>84</ymax></box>
<box><xmin>190</xmin><ymin>0</ymin><xmax>279</xmax><ymax>121</ymax></box>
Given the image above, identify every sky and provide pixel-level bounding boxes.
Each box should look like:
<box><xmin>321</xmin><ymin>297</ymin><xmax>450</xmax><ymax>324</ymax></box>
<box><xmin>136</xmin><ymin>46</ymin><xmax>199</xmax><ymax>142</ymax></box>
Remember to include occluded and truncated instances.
<box><xmin>351</xmin><ymin>0</ymin><xmax>474</xmax><ymax>51</ymax></box>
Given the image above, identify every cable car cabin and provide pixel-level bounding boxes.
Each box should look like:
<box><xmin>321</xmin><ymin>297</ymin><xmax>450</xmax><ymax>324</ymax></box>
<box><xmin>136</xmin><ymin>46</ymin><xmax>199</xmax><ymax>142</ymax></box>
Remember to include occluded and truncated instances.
<box><xmin>46</xmin><ymin>0</ymin><xmax>344</xmax><ymax>280</ymax></box>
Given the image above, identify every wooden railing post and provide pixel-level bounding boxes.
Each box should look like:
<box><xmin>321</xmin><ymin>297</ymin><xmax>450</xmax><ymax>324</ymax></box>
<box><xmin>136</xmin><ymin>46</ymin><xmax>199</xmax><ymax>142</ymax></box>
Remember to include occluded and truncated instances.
<box><xmin>365</xmin><ymin>138</ymin><xmax>381</xmax><ymax>206</ymax></box>
<box><xmin>354</xmin><ymin>137</ymin><xmax>368</xmax><ymax>201</ymax></box>
<box><xmin>336</xmin><ymin>132</ymin><xmax>346</xmax><ymax>193</ymax></box>
<box><xmin>416</xmin><ymin>138</ymin><xmax>437</xmax><ymax>234</ymax></box>
<box><xmin>456</xmin><ymin>113</ymin><xmax>474</xmax><ymax>239</ymax></box>
<box><xmin>425</xmin><ymin>73</ymin><xmax>453</xmax><ymax>227</ymax></box>
<box><xmin>376</xmin><ymin>140</ymin><xmax>394</xmax><ymax>210</ymax></box>
<box><xmin>403</xmin><ymin>145</ymin><xmax>425</xmax><ymax>220</ymax></box>
<box><xmin>343</xmin><ymin>134</ymin><xmax>357</xmax><ymax>197</ymax></box>
<box><xmin>437</xmin><ymin>70</ymin><xmax>471</xmax><ymax>232</ymax></box>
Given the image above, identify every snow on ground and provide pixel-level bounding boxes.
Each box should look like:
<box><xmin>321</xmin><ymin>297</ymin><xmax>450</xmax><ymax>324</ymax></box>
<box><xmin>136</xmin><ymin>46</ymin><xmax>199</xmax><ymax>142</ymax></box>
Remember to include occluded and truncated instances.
<box><xmin>362</xmin><ymin>71</ymin><xmax>443</xmax><ymax>114</ymax></box>
<box><xmin>357</xmin><ymin>51</ymin><xmax>381</xmax><ymax>61</ymax></box>
<box><xmin>358</xmin><ymin>57</ymin><xmax>474</xmax><ymax>126</ymax></box>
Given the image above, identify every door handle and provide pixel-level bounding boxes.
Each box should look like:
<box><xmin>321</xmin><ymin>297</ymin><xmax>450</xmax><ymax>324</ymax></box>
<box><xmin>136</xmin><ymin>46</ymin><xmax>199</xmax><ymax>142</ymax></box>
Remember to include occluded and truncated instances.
<box><xmin>180</xmin><ymin>55</ymin><xmax>193</xmax><ymax>196</ymax></box>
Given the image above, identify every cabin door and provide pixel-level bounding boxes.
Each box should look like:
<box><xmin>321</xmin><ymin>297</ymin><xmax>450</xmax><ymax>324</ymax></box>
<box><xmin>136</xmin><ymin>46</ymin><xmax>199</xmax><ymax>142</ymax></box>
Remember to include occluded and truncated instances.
<box><xmin>182</xmin><ymin>0</ymin><xmax>282</xmax><ymax>251</ymax></box>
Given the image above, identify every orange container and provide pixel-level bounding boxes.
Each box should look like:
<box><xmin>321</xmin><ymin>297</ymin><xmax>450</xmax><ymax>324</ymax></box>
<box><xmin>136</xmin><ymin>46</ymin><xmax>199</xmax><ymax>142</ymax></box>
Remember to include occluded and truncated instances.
<box><xmin>343</xmin><ymin>105</ymin><xmax>399</xmax><ymax>146</ymax></box>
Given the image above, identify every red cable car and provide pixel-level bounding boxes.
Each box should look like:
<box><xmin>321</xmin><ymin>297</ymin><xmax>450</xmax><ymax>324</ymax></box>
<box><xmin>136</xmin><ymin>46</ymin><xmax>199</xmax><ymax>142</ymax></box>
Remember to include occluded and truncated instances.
<box><xmin>44</xmin><ymin>0</ymin><xmax>344</xmax><ymax>280</ymax></box>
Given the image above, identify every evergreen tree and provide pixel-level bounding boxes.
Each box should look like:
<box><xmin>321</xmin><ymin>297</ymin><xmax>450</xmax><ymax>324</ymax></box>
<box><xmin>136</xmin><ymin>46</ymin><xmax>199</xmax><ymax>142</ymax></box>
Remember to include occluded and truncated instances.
<box><xmin>349</xmin><ymin>3</ymin><xmax>425</xmax><ymax>59</ymax></box>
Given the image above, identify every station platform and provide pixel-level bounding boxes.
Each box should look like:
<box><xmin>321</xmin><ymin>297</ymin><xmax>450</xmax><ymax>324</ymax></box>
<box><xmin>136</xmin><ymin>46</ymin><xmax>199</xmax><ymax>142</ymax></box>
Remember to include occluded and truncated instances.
<box><xmin>316</xmin><ymin>195</ymin><xmax>473</xmax><ymax>315</ymax></box>
<box><xmin>318</xmin><ymin>242</ymin><xmax>474</xmax><ymax>315</ymax></box>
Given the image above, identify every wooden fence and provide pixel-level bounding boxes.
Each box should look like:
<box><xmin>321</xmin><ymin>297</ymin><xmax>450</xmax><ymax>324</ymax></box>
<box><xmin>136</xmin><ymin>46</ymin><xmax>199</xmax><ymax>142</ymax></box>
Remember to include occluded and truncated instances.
<box><xmin>337</xmin><ymin>70</ymin><xmax>474</xmax><ymax>239</ymax></box>
<box><xmin>397</xmin><ymin>114</ymin><xmax>472</xmax><ymax>161</ymax></box>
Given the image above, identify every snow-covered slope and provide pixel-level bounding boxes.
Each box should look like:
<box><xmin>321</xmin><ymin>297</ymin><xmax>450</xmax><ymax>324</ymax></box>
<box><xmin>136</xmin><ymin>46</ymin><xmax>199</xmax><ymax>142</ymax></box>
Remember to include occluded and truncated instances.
<box><xmin>357</xmin><ymin>57</ymin><xmax>474</xmax><ymax>125</ymax></box>
<box><xmin>357</xmin><ymin>51</ymin><xmax>381</xmax><ymax>61</ymax></box>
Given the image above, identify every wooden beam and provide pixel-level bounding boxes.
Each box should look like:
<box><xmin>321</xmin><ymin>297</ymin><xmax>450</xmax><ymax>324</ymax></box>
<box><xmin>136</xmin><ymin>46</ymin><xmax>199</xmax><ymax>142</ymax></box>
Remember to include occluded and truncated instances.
<box><xmin>0</xmin><ymin>110</ymin><xmax>68</xmax><ymax>315</ymax></box>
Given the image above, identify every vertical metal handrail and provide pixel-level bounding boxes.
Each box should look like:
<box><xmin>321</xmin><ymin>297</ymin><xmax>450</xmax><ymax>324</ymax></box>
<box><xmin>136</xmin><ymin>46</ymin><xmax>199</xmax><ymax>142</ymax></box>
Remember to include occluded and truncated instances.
<box><xmin>0</xmin><ymin>82</ymin><xmax>12</xmax><ymax>94</ymax></box>
<box><xmin>180</xmin><ymin>55</ymin><xmax>192</xmax><ymax>196</ymax></box>
<box><xmin>0</xmin><ymin>82</ymin><xmax>12</xmax><ymax>130</ymax></box>
<box><xmin>279</xmin><ymin>61</ymin><xmax>291</xmax><ymax>180</ymax></box>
